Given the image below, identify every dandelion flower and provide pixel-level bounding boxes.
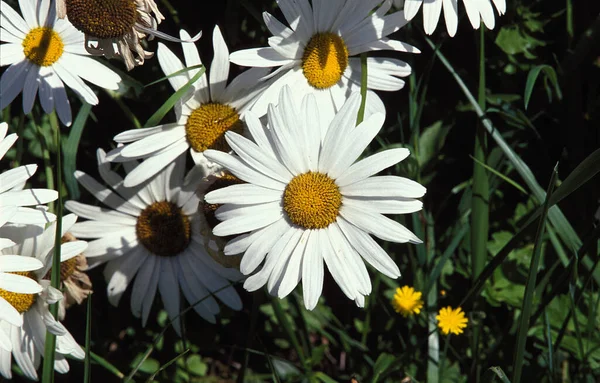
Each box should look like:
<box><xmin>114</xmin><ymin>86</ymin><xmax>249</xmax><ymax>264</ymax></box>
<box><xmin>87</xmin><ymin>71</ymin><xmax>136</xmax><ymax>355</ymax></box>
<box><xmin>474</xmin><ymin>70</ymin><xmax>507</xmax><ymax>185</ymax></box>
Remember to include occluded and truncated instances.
<box><xmin>0</xmin><ymin>0</ymin><xmax>122</xmax><ymax>126</ymax></box>
<box><xmin>391</xmin><ymin>285</ymin><xmax>423</xmax><ymax>317</ymax></box>
<box><xmin>204</xmin><ymin>87</ymin><xmax>426</xmax><ymax>309</ymax></box>
<box><xmin>229</xmin><ymin>0</ymin><xmax>420</xmax><ymax>125</ymax></box>
<box><xmin>65</xmin><ymin>150</ymin><xmax>243</xmax><ymax>333</ymax></box>
<box><xmin>0</xmin><ymin>122</ymin><xmax>58</xmax><ymax>226</ymax></box>
<box><xmin>0</xmin><ymin>216</ymin><xmax>87</xmax><ymax>380</ymax></box>
<box><xmin>402</xmin><ymin>0</ymin><xmax>506</xmax><ymax>37</ymax></box>
<box><xmin>106</xmin><ymin>26</ymin><xmax>272</xmax><ymax>187</ymax></box>
<box><xmin>436</xmin><ymin>306</ymin><xmax>468</xmax><ymax>335</ymax></box>
<box><xmin>56</xmin><ymin>0</ymin><xmax>199</xmax><ymax>71</ymax></box>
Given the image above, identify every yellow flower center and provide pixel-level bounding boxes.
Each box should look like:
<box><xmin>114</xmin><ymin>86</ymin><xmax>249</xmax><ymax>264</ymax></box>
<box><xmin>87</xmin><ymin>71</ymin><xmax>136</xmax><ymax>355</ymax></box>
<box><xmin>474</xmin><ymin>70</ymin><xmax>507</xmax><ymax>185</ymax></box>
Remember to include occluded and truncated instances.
<box><xmin>44</xmin><ymin>256</ymin><xmax>78</xmax><ymax>282</ymax></box>
<box><xmin>65</xmin><ymin>0</ymin><xmax>138</xmax><ymax>39</ymax></box>
<box><xmin>436</xmin><ymin>306</ymin><xmax>469</xmax><ymax>335</ymax></box>
<box><xmin>301</xmin><ymin>32</ymin><xmax>349</xmax><ymax>89</ymax></box>
<box><xmin>0</xmin><ymin>272</ymin><xmax>38</xmax><ymax>314</ymax></box>
<box><xmin>283</xmin><ymin>172</ymin><xmax>342</xmax><ymax>229</ymax></box>
<box><xmin>136</xmin><ymin>201</ymin><xmax>191</xmax><ymax>257</ymax></box>
<box><xmin>185</xmin><ymin>103</ymin><xmax>243</xmax><ymax>153</ymax></box>
<box><xmin>22</xmin><ymin>27</ymin><xmax>64</xmax><ymax>67</ymax></box>
<box><xmin>392</xmin><ymin>286</ymin><xmax>423</xmax><ymax>317</ymax></box>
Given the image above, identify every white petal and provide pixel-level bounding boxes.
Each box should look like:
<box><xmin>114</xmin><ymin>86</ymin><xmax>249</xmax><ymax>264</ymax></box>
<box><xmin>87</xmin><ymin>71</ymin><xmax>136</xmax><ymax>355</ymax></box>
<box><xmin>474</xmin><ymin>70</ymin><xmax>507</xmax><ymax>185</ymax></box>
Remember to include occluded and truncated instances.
<box><xmin>209</xmin><ymin>25</ymin><xmax>230</xmax><ymax>101</ymax></box>
<box><xmin>335</xmin><ymin>148</ymin><xmax>410</xmax><ymax>187</ymax></box>
<box><xmin>341</xmin><ymin>175</ymin><xmax>426</xmax><ymax>198</ymax></box>
<box><xmin>339</xmin><ymin>205</ymin><xmax>422</xmax><ymax>244</ymax></box>
<box><xmin>0</xmin><ymin>255</ymin><xmax>43</xmax><ymax>272</ymax></box>
<box><xmin>204</xmin><ymin>183</ymin><xmax>283</xmax><ymax>205</ymax></box>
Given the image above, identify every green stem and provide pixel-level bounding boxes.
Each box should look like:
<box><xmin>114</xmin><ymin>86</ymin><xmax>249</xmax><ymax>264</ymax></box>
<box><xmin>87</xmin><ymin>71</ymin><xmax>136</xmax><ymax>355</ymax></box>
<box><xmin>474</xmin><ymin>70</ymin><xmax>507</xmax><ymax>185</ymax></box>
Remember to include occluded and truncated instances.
<box><xmin>469</xmin><ymin>27</ymin><xmax>489</xmax><ymax>383</ymax></box>
<box><xmin>14</xmin><ymin>114</ymin><xmax>25</xmax><ymax>166</ymax></box>
<box><xmin>361</xmin><ymin>275</ymin><xmax>380</xmax><ymax>345</ymax></box>
<box><xmin>425</xmin><ymin>212</ymin><xmax>438</xmax><ymax>383</ymax></box>
<box><xmin>356</xmin><ymin>53</ymin><xmax>368</xmax><ymax>125</ymax></box>
<box><xmin>41</xmin><ymin>112</ymin><xmax>62</xmax><ymax>383</ymax></box>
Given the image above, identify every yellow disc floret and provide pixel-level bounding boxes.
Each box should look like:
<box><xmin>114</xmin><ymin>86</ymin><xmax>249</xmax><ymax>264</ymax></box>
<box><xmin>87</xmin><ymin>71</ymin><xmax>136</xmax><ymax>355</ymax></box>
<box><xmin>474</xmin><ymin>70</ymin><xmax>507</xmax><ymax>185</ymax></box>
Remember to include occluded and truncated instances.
<box><xmin>65</xmin><ymin>0</ymin><xmax>138</xmax><ymax>39</ymax></box>
<box><xmin>185</xmin><ymin>103</ymin><xmax>243</xmax><ymax>153</ymax></box>
<box><xmin>283</xmin><ymin>172</ymin><xmax>342</xmax><ymax>229</ymax></box>
<box><xmin>22</xmin><ymin>27</ymin><xmax>64</xmax><ymax>67</ymax></box>
<box><xmin>301</xmin><ymin>32</ymin><xmax>349</xmax><ymax>89</ymax></box>
<box><xmin>136</xmin><ymin>201</ymin><xmax>191</xmax><ymax>257</ymax></box>
<box><xmin>0</xmin><ymin>272</ymin><xmax>38</xmax><ymax>313</ymax></box>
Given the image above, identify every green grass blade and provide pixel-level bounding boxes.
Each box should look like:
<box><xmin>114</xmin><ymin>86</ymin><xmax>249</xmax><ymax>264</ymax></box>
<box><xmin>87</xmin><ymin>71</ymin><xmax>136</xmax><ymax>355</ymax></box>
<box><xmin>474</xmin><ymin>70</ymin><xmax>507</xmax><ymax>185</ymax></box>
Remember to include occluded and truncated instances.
<box><xmin>356</xmin><ymin>53</ymin><xmax>368</xmax><ymax>125</ymax></box>
<box><xmin>84</xmin><ymin>293</ymin><xmax>92</xmax><ymax>383</ymax></box>
<box><xmin>469</xmin><ymin>155</ymin><xmax>527</xmax><ymax>194</ymax></box>
<box><xmin>42</xmin><ymin>112</ymin><xmax>63</xmax><ymax>383</ymax></box>
<box><xmin>143</xmin><ymin>66</ymin><xmax>206</xmax><ymax>128</ymax></box>
<box><xmin>425</xmin><ymin>224</ymin><xmax>469</xmax><ymax>295</ymax></box>
<box><xmin>426</xmin><ymin>37</ymin><xmax>582</xmax><ymax>253</ymax></box>
<box><xmin>146</xmin><ymin>349</ymin><xmax>190</xmax><ymax>382</ymax></box>
<box><xmin>90</xmin><ymin>351</ymin><xmax>125</xmax><ymax>379</ymax></box>
<box><xmin>270</xmin><ymin>297</ymin><xmax>307</xmax><ymax>368</ymax></box>
<box><xmin>62</xmin><ymin>103</ymin><xmax>92</xmax><ymax>200</ymax></box>
<box><xmin>512</xmin><ymin>164</ymin><xmax>558</xmax><ymax>383</ymax></box>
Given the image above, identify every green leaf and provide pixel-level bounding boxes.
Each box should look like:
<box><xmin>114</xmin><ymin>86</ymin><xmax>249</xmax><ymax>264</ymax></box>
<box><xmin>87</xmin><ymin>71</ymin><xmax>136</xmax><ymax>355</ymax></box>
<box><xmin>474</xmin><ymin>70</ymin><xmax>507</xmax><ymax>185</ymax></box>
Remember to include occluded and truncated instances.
<box><xmin>371</xmin><ymin>353</ymin><xmax>395</xmax><ymax>383</ymax></box>
<box><xmin>482</xmin><ymin>366</ymin><xmax>511</xmax><ymax>383</ymax></box>
<box><xmin>313</xmin><ymin>372</ymin><xmax>338</xmax><ymax>383</ymax></box>
<box><xmin>417</xmin><ymin>120</ymin><xmax>450</xmax><ymax>169</ymax></box>
<box><xmin>130</xmin><ymin>354</ymin><xmax>160</xmax><ymax>374</ymax></box>
<box><xmin>524</xmin><ymin>65</ymin><xmax>562</xmax><ymax>109</ymax></box>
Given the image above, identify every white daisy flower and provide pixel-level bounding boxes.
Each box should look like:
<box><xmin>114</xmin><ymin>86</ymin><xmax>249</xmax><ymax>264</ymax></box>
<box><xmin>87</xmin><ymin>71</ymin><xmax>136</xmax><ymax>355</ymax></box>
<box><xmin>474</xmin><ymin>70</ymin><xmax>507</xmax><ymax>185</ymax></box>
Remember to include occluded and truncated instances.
<box><xmin>0</xmin><ymin>239</ymin><xmax>43</xmax><ymax>354</ymax></box>
<box><xmin>0</xmin><ymin>0</ymin><xmax>122</xmax><ymax>126</ymax></box>
<box><xmin>402</xmin><ymin>0</ymin><xmax>506</xmax><ymax>37</ymax></box>
<box><xmin>65</xmin><ymin>150</ymin><xmax>243</xmax><ymax>334</ymax></box>
<box><xmin>56</xmin><ymin>0</ymin><xmax>201</xmax><ymax>71</ymax></box>
<box><xmin>0</xmin><ymin>216</ymin><xmax>87</xmax><ymax>380</ymax></box>
<box><xmin>228</xmin><ymin>0</ymin><xmax>420</xmax><ymax>125</ymax></box>
<box><xmin>0</xmin><ymin>122</ymin><xmax>58</xmax><ymax>227</ymax></box>
<box><xmin>106</xmin><ymin>25</ymin><xmax>272</xmax><ymax>187</ymax></box>
<box><xmin>203</xmin><ymin>86</ymin><xmax>426</xmax><ymax>309</ymax></box>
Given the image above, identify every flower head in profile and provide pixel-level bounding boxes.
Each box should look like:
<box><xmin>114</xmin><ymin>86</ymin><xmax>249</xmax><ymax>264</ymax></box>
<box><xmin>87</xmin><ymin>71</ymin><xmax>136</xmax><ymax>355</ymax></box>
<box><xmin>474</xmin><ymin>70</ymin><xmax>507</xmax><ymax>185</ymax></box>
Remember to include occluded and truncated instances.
<box><xmin>65</xmin><ymin>150</ymin><xmax>243</xmax><ymax>334</ymax></box>
<box><xmin>0</xmin><ymin>216</ymin><xmax>87</xmax><ymax>380</ymax></box>
<box><xmin>56</xmin><ymin>0</ymin><xmax>200</xmax><ymax>70</ymax></box>
<box><xmin>204</xmin><ymin>87</ymin><xmax>426</xmax><ymax>309</ymax></box>
<box><xmin>229</xmin><ymin>0</ymin><xmax>420</xmax><ymax>125</ymax></box>
<box><xmin>0</xmin><ymin>122</ymin><xmax>58</xmax><ymax>226</ymax></box>
<box><xmin>402</xmin><ymin>0</ymin><xmax>506</xmax><ymax>37</ymax></box>
<box><xmin>392</xmin><ymin>285</ymin><xmax>423</xmax><ymax>317</ymax></box>
<box><xmin>0</xmin><ymin>0</ymin><xmax>122</xmax><ymax>126</ymax></box>
<box><xmin>106</xmin><ymin>25</ymin><xmax>272</xmax><ymax>187</ymax></box>
<box><xmin>436</xmin><ymin>306</ymin><xmax>468</xmax><ymax>335</ymax></box>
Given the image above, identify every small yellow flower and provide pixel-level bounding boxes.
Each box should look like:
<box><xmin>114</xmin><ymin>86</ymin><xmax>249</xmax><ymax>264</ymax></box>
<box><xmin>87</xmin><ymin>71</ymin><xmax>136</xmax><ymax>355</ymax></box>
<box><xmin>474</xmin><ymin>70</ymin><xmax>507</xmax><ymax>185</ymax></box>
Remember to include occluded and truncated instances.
<box><xmin>436</xmin><ymin>306</ymin><xmax>468</xmax><ymax>335</ymax></box>
<box><xmin>391</xmin><ymin>286</ymin><xmax>424</xmax><ymax>317</ymax></box>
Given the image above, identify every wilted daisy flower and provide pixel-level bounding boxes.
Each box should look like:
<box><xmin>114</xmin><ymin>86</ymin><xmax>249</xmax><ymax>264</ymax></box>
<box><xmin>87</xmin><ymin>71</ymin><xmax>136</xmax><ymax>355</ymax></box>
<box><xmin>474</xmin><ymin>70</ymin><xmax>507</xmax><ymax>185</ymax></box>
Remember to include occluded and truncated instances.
<box><xmin>0</xmin><ymin>216</ymin><xmax>87</xmax><ymax>380</ymax></box>
<box><xmin>106</xmin><ymin>26</ymin><xmax>272</xmax><ymax>187</ymax></box>
<box><xmin>0</xmin><ymin>0</ymin><xmax>122</xmax><ymax>126</ymax></box>
<box><xmin>204</xmin><ymin>87</ymin><xmax>426</xmax><ymax>309</ymax></box>
<box><xmin>46</xmin><ymin>232</ymin><xmax>93</xmax><ymax>321</ymax></box>
<box><xmin>403</xmin><ymin>0</ymin><xmax>506</xmax><ymax>37</ymax></box>
<box><xmin>391</xmin><ymin>285</ymin><xmax>423</xmax><ymax>317</ymax></box>
<box><xmin>0</xmin><ymin>122</ymin><xmax>58</xmax><ymax>226</ymax></box>
<box><xmin>229</xmin><ymin>0</ymin><xmax>419</xmax><ymax>124</ymax></box>
<box><xmin>56</xmin><ymin>0</ymin><xmax>196</xmax><ymax>71</ymax></box>
<box><xmin>65</xmin><ymin>150</ymin><xmax>243</xmax><ymax>333</ymax></box>
<box><xmin>436</xmin><ymin>306</ymin><xmax>468</xmax><ymax>335</ymax></box>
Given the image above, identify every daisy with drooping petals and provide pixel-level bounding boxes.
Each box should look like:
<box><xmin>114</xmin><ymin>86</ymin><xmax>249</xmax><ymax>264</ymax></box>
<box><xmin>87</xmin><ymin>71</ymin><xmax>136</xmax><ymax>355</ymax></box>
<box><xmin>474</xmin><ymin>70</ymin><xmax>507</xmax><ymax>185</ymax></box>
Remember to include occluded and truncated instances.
<box><xmin>436</xmin><ymin>306</ymin><xmax>468</xmax><ymax>335</ymax></box>
<box><xmin>229</xmin><ymin>0</ymin><xmax>420</xmax><ymax>125</ymax></box>
<box><xmin>106</xmin><ymin>25</ymin><xmax>272</xmax><ymax>187</ymax></box>
<box><xmin>391</xmin><ymin>285</ymin><xmax>423</xmax><ymax>317</ymax></box>
<box><xmin>0</xmin><ymin>0</ymin><xmax>121</xmax><ymax>126</ymax></box>
<box><xmin>204</xmin><ymin>87</ymin><xmax>426</xmax><ymax>309</ymax></box>
<box><xmin>65</xmin><ymin>150</ymin><xmax>243</xmax><ymax>334</ymax></box>
<box><xmin>56</xmin><ymin>0</ymin><xmax>200</xmax><ymax>71</ymax></box>
<box><xmin>402</xmin><ymin>0</ymin><xmax>506</xmax><ymax>37</ymax></box>
<box><xmin>0</xmin><ymin>215</ymin><xmax>87</xmax><ymax>380</ymax></box>
<box><xmin>0</xmin><ymin>122</ymin><xmax>58</xmax><ymax>227</ymax></box>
